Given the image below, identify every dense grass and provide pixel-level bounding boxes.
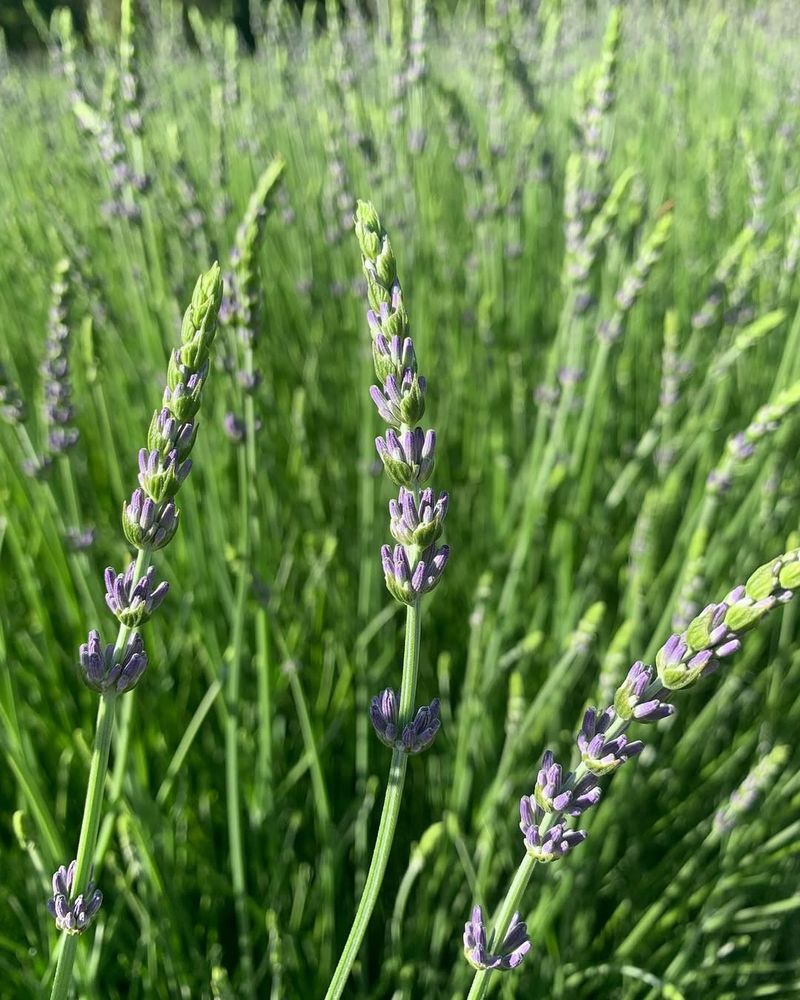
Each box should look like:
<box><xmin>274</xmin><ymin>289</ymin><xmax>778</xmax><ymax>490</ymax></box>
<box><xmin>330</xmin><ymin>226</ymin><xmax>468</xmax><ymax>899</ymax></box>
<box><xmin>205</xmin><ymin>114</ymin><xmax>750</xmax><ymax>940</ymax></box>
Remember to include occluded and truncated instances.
<box><xmin>2</xmin><ymin>1</ymin><xmax>800</xmax><ymax>997</ymax></box>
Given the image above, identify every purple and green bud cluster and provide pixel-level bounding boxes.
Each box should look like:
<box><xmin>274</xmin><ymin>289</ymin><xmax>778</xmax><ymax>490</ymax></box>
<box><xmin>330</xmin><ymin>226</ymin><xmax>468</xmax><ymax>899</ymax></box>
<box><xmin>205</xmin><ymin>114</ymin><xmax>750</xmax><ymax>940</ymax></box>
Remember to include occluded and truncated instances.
<box><xmin>220</xmin><ymin>160</ymin><xmax>284</xmax><ymax>442</ymax></box>
<box><xmin>122</xmin><ymin>488</ymin><xmax>179</xmax><ymax>551</ymax></box>
<box><xmin>656</xmin><ymin>551</ymin><xmax>799</xmax><ymax>690</ymax></box>
<box><xmin>466</xmin><ymin>546</ymin><xmax>800</xmax><ymax>977</ymax></box>
<box><xmin>120</xmin><ymin>265</ymin><xmax>222</xmax><ymax>555</ymax></box>
<box><xmin>77</xmin><ymin>265</ymin><xmax>223</xmax><ymax>697</ymax></box>
<box><xmin>370</xmin><ymin>688</ymin><xmax>440</xmax><ymax>754</ymax></box>
<box><xmin>80</xmin><ymin>630</ymin><xmax>147</xmax><ymax>694</ymax></box>
<box><xmin>355</xmin><ymin>200</ymin><xmax>447</xmax><ymax>757</ymax></box>
<box><xmin>42</xmin><ymin>259</ymin><xmax>79</xmax><ymax>457</ymax></box>
<box><xmin>47</xmin><ymin>861</ymin><xmax>103</xmax><ymax>935</ymax></box>
<box><xmin>354</xmin><ymin>200</ymin><xmax>450</xmax><ymax>609</ymax></box>
<box><xmin>463</xmin><ymin>905</ymin><xmax>530</xmax><ymax>972</ymax></box>
<box><xmin>104</xmin><ymin>564</ymin><xmax>169</xmax><ymax>627</ymax></box>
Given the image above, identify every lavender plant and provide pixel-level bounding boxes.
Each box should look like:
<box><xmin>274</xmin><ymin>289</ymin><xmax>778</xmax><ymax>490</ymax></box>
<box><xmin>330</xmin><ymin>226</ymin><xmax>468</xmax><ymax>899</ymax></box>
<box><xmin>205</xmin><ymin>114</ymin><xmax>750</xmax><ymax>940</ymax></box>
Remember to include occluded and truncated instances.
<box><xmin>324</xmin><ymin>201</ymin><xmax>448</xmax><ymax>998</ymax></box>
<box><xmin>47</xmin><ymin>264</ymin><xmax>223</xmax><ymax>1000</ymax></box>
<box><xmin>3</xmin><ymin>3</ymin><xmax>800</xmax><ymax>996</ymax></box>
<box><xmin>465</xmin><ymin>547</ymin><xmax>800</xmax><ymax>998</ymax></box>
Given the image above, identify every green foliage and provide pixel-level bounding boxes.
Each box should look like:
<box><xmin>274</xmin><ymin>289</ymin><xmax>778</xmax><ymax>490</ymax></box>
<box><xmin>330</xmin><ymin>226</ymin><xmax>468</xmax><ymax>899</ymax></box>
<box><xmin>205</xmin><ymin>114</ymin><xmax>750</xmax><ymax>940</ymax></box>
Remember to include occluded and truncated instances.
<box><xmin>1</xmin><ymin>2</ymin><xmax>800</xmax><ymax>998</ymax></box>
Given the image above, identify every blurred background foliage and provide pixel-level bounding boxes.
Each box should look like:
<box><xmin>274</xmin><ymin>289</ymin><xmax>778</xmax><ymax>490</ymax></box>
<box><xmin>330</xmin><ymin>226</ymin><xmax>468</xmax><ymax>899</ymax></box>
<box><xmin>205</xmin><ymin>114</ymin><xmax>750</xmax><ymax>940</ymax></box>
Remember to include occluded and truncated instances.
<box><xmin>3</xmin><ymin>0</ymin><xmax>254</xmax><ymax>51</ymax></box>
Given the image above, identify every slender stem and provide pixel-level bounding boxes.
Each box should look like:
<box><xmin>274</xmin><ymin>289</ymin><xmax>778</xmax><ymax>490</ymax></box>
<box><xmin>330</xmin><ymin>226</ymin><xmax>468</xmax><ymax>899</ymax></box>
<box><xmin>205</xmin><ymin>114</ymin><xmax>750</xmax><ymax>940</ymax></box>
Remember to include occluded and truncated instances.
<box><xmin>55</xmin><ymin>455</ymin><xmax>103</xmax><ymax>622</ymax></box>
<box><xmin>324</xmin><ymin>600</ymin><xmax>422</xmax><ymax>1000</ymax></box>
<box><xmin>253</xmin><ymin>606</ymin><xmax>274</xmax><ymax>823</ymax></box>
<box><xmin>50</xmin><ymin>546</ymin><xmax>151</xmax><ymax>1000</ymax></box>
<box><xmin>225</xmin><ymin>445</ymin><xmax>256</xmax><ymax>999</ymax></box>
<box><xmin>397</xmin><ymin>600</ymin><xmax>422</xmax><ymax>726</ymax></box>
<box><xmin>286</xmin><ymin>664</ymin><xmax>335</xmax><ymax>973</ymax></box>
<box><xmin>94</xmin><ymin>548</ymin><xmax>152</xmax><ymax>866</ymax></box>
<box><xmin>50</xmin><ymin>693</ymin><xmax>118</xmax><ymax>1000</ymax></box>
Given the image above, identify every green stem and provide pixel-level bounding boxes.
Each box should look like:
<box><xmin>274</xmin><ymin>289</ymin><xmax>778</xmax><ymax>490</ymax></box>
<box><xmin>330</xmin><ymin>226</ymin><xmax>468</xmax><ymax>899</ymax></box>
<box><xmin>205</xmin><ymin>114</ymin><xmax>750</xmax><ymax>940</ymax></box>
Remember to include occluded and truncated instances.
<box><xmin>95</xmin><ymin>548</ymin><xmax>152</xmax><ymax>865</ymax></box>
<box><xmin>225</xmin><ymin>445</ymin><xmax>256</xmax><ymax>999</ymax></box>
<box><xmin>50</xmin><ymin>693</ymin><xmax>117</xmax><ymax>1000</ymax></box>
<box><xmin>50</xmin><ymin>546</ymin><xmax>151</xmax><ymax>1000</ymax></box>
<box><xmin>286</xmin><ymin>664</ymin><xmax>335</xmax><ymax>974</ymax></box>
<box><xmin>324</xmin><ymin>600</ymin><xmax>422</xmax><ymax>1000</ymax></box>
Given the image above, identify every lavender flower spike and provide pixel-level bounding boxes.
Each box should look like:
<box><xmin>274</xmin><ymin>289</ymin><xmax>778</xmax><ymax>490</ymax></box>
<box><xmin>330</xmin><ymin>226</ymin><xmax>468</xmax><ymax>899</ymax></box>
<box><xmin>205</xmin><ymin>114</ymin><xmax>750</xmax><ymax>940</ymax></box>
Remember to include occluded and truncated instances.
<box><xmin>41</xmin><ymin>258</ymin><xmax>80</xmax><ymax>456</ymax></box>
<box><xmin>463</xmin><ymin>904</ymin><xmax>531</xmax><ymax>971</ymax></box>
<box><xmin>48</xmin><ymin>265</ymin><xmax>223</xmax><ymax>1000</ymax></box>
<box><xmin>325</xmin><ymin>204</ymin><xmax>447</xmax><ymax>1000</ymax></box>
<box><xmin>47</xmin><ymin>861</ymin><xmax>103</xmax><ymax>935</ymax></box>
<box><xmin>370</xmin><ymin>687</ymin><xmax>440</xmax><ymax>754</ymax></box>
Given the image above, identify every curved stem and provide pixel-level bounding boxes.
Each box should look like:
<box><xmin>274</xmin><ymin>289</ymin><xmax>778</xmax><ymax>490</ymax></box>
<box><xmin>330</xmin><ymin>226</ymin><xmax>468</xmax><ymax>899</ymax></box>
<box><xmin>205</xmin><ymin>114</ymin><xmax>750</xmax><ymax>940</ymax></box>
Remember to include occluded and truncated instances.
<box><xmin>324</xmin><ymin>599</ymin><xmax>422</xmax><ymax>1000</ymax></box>
<box><xmin>50</xmin><ymin>693</ymin><xmax>118</xmax><ymax>1000</ymax></box>
<box><xmin>50</xmin><ymin>547</ymin><xmax>151</xmax><ymax>1000</ymax></box>
<box><xmin>94</xmin><ymin>548</ymin><xmax>152</xmax><ymax>865</ymax></box>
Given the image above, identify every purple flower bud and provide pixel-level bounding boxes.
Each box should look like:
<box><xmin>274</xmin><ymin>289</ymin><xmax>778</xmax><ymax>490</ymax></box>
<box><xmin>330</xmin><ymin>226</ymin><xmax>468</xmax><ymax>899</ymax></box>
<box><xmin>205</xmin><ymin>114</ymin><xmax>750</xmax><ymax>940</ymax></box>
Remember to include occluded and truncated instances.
<box><xmin>370</xmin><ymin>369</ymin><xmax>427</xmax><ymax>427</ymax></box>
<box><xmin>519</xmin><ymin>797</ymin><xmax>587</xmax><ymax>862</ymax></box>
<box><xmin>375</xmin><ymin>426</ymin><xmax>435</xmax><ymax>487</ymax></box>
<box><xmin>577</xmin><ymin>706</ymin><xmax>644</xmax><ymax>775</ymax></box>
<box><xmin>122</xmin><ymin>489</ymin><xmax>180</xmax><ymax>551</ymax></box>
<box><xmin>137</xmin><ymin>446</ymin><xmax>192</xmax><ymax>503</ymax></box>
<box><xmin>65</xmin><ymin>527</ymin><xmax>96</xmax><ymax>551</ymax></box>
<box><xmin>370</xmin><ymin>688</ymin><xmax>399</xmax><ymax>746</ymax></box>
<box><xmin>534</xmin><ymin>750</ymin><xmax>573</xmax><ymax>812</ymax></box>
<box><xmin>104</xmin><ymin>564</ymin><xmax>169</xmax><ymax>627</ymax></box>
<box><xmin>463</xmin><ymin>904</ymin><xmax>531</xmax><ymax>971</ymax></box>
<box><xmin>369</xmin><ymin>687</ymin><xmax>440</xmax><ymax>754</ymax></box>
<box><xmin>381</xmin><ymin>542</ymin><xmax>449</xmax><ymax>604</ymax></box>
<box><xmin>49</xmin><ymin>427</ymin><xmax>80</xmax><ymax>453</ymax></box>
<box><xmin>148</xmin><ymin>406</ymin><xmax>197</xmax><ymax>460</ymax></box>
<box><xmin>400</xmin><ymin>699</ymin><xmax>441</xmax><ymax>754</ymax></box>
<box><xmin>238</xmin><ymin>371</ymin><xmax>261</xmax><ymax>394</ymax></box>
<box><xmin>80</xmin><ymin>629</ymin><xmax>149</xmax><ymax>694</ymax></box>
<box><xmin>615</xmin><ymin>661</ymin><xmax>674</xmax><ymax>722</ymax></box>
<box><xmin>47</xmin><ymin>860</ymin><xmax>103</xmax><ymax>935</ymax></box>
<box><xmin>224</xmin><ymin>412</ymin><xmax>246</xmax><ymax>443</ymax></box>
<box><xmin>729</xmin><ymin>432</ymin><xmax>755</xmax><ymax>461</ymax></box>
<box><xmin>389</xmin><ymin>487</ymin><xmax>448</xmax><ymax>548</ymax></box>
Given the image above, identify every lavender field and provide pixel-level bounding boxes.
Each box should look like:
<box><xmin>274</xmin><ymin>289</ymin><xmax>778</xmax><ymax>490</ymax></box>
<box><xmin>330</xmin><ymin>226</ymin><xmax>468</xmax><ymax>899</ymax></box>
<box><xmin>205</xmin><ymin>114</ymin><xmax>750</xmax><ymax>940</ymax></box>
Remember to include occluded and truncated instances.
<box><xmin>1</xmin><ymin>1</ymin><xmax>800</xmax><ymax>997</ymax></box>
